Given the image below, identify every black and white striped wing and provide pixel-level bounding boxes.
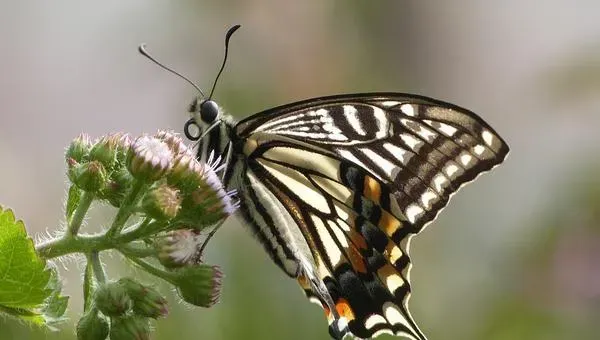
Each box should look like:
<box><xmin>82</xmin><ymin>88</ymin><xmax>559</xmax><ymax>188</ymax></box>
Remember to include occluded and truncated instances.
<box><xmin>234</xmin><ymin>93</ymin><xmax>509</xmax><ymax>339</ymax></box>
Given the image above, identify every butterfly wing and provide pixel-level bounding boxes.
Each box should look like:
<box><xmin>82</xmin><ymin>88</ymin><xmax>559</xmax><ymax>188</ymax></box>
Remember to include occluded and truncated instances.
<box><xmin>233</xmin><ymin>93</ymin><xmax>509</xmax><ymax>339</ymax></box>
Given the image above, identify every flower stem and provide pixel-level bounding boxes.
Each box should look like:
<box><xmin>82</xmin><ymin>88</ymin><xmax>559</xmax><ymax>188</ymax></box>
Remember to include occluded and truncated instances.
<box><xmin>123</xmin><ymin>254</ymin><xmax>176</xmax><ymax>284</ymax></box>
<box><xmin>35</xmin><ymin>219</ymin><xmax>170</xmax><ymax>259</ymax></box>
<box><xmin>90</xmin><ymin>251</ymin><xmax>106</xmax><ymax>283</ymax></box>
<box><xmin>68</xmin><ymin>191</ymin><xmax>95</xmax><ymax>236</ymax></box>
<box><xmin>106</xmin><ymin>180</ymin><xmax>146</xmax><ymax>238</ymax></box>
<box><xmin>83</xmin><ymin>256</ymin><xmax>94</xmax><ymax>312</ymax></box>
<box><xmin>118</xmin><ymin>219</ymin><xmax>169</xmax><ymax>243</ymax></box>
<box><xmin>118</xmin><ymin>242</ymin><xmax>156</xmax><ymax>258</ymax></box>
<box><xmin>36</xmin><ymin>233</ymin><xmax>110</xmax><ymax>259</ymax></box>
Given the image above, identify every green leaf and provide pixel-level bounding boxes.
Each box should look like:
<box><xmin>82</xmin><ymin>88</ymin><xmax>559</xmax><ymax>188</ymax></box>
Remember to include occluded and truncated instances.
<box><xmin>0</xmin><ymin>206</ymin><xmax>55</xmax><ymax>325</ymax></box>
<box><xmin>41</xmin><ymin>269</ymin><xmax>69</xmax><ymax>323</ymax></box>
<box><xmin>0</xmin><ymin>305</ymin><xmax>46</xmax><ymax>324</ymax></box>
<box><xmin>66</xmin><ymin>185</ymin><xmax>82</xmax><ymax>223</ymax></box>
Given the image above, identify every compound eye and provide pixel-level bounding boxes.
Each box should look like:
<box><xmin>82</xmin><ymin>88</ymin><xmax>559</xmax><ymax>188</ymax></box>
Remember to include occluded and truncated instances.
<box><xmin>199</xmin><ymin>100</ymin><xmax>219</xmax><ymax>124</ymax></box>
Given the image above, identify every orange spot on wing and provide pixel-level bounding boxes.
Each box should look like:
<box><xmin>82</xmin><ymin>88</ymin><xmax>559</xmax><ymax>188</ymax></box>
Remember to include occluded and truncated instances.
<box><xmin>347</xmin><ymin>246</ymin><xmax>367</xmax><ymax>273</ymax></box>
<box><xmin>379</xmin><ymin>210</ymin><xmax>402</xmax><ymax>237</ymax></box>
<box><xmin>363</xmin><ymin>176</ymin><xmax>381</xmax><ymax>204</ymax></box>
<box><xmin>349</xmin><ymin>229</ymin><xmax>368</xmax><ymax>250</ymax></box>
<box><xmin>336</xmin><ymin>298</ymin><xmax>356</xmax><ymax>321</ymax></box>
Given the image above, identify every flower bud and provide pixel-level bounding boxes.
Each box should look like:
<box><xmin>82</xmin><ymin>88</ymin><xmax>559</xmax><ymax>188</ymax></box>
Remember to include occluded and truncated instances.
<box><xmin>66</xmin><ymin>133</ymin><xmax>92</xmax><ymax>164</ymax></box>
<box><xmin>118</xmin><ymin>278</ymin><xmax>168</xmax><ymax>319</ymax></box>
<box><xmin>141</xmin><ymin>184</ymin><xmax>181</xmax><ymax>221</ymax></box>
<box><xmin>66</xmin><ymin>159</ymin><xmax>80</xmax><ymax>183</ymax></box>
<box><xmin>71</xmin><ymin>160</ymin><xmax>108</xmax><ymax>193</ymax></box>
<box><xmin>109</xmin><ymin>315</ymin><xmax>151</xmax><ymax>340</ymax></box>
<box><xmin>114</xmin><ymin>133</ymin><xmax>132</xmax><ymax>165</ymax></box>
<box><xmin>155</xmin><ymin>229</ymin><xmax>203</xmax><ymax>268</ymax></box>
<box><xmin>178</xmin><ymin>186</ymin><xmax>237</xmax><ymax>229</ymax></box>
<box><xmin>172</xmin><ymin>156</ymin><xmax>237</xmax><ymax>228</ymax></box>
<box><xmin>76</xmin><ymin>309</ymin><xmax>109</xmax><ymax>340</ymax></box>
<box><xmin>94</xmin><ymin>281</ymin><xmax>132</xmax><ymax>317</ymax></box>
<box><xmin>100</xmin><ymin>167</ymin><xmax>133</xmax><ymax>207</ymax></box>
<box><xmin>89</xmin><ymin>134</ymin><xmax>122</xmax><ymax>170</ymax></box>
<box><xmin>127</xmin><ymin>135</ymin><xmax>173</xmax><ymax>182</ymax></box>
<box><xmin>173</xmin><ymin>265</ymin><xmax>222</xmax><ymax>308</ymax></box>
<box><xmin>167</xmin><ymin>154</ymin><xmax>204</xmax><ymax>194</ymax></box>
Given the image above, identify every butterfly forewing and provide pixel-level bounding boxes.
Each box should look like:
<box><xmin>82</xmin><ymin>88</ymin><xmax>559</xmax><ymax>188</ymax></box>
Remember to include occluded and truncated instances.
<box><xmin>237</xmin><ymin>93</ymin><xmax>508</xmax><ymax>233</ymax></box>
<box><xmin>223</xmin><ymin>93</ymin><xmax>508</xmax><ymax>339</ymax></box>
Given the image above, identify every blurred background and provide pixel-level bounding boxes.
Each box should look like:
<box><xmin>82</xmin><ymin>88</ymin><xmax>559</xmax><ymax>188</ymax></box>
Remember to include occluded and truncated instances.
<box><xmin>1</xmin><ymin>1</ymin><xmax>599</xmax><ymax>339</ymax></box>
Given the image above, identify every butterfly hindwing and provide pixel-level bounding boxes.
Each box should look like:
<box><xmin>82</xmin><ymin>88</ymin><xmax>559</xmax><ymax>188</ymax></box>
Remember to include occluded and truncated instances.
<box><xmin>240</xmin><ymin>140</ymin><xmax>426</xmax><ymax>339</ymax></box>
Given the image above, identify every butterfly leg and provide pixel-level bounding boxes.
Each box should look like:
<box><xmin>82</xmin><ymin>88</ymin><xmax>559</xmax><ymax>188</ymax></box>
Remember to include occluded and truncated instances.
<box><xmin>197</xmin><ymin>219</ymin><xmax>226</xmax><ymax>256</ymax></box>
<box><xmin>220</xmin><ymin>141</ymin><xmax>233</xmax><ymax>183</ymax></box>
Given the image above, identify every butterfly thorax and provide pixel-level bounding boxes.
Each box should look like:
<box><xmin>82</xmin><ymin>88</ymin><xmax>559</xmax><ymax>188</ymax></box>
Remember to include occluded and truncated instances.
<box><xmin>188</xmin><ymin>100</ymin><xmax>317</xmax><ymax>277</ymax></box>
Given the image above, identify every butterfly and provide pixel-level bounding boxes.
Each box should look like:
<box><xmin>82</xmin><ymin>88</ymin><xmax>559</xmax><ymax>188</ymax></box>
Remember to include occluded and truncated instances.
<box><xmin>142</xmin><ymin>25</ymin><xmax>509</xmax><ymax>339</ymax></box>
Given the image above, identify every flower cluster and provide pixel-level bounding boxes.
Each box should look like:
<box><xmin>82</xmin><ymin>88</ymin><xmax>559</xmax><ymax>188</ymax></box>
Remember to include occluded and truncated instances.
<box><xmin>66</xmin><ymin>130</ymin><xmax>237</xmax><ymax>225</ymax></box>
<box><xmin>78</xmin><ymin>278</ymin><xmax>168</xmax><ymax>340</ymax></box>
<box><xmin>63</xmin><ymin>131</ymin><xmax>236</xmax><ymax>340</ymax></box>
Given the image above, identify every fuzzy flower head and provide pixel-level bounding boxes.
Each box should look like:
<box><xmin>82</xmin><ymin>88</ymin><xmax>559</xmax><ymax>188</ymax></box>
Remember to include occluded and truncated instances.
<box><xmin>154</xmin><ymin>130</ymin><xmax>192</xmax><ymax>157</ymax></box>
<box><xmin>155</xmin><ymin>229</ymin><xmax>203</xmax><ymax>268</ymax></box>
<box><xmin>126</xmin><ymin>135</ymin><xmax>173</xmax><ymax>182</ymax></box>
<box><xmin>196</xmin><ymin>151</ymin><xmax>238</xmax><ymax>216</ymax></box>
<box><xmin>167</xmin><ymin>153</ymin><xmax>205</xmax><ymax>194</ymax></box>
<box><xmin>174</xmin><ymin>152</ymin><xmax>238</xmax><ymax>228</ymax></box>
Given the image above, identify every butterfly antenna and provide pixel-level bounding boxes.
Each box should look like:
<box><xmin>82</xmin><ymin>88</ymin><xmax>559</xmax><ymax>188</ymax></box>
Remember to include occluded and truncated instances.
<box><xmin>138</xmin><ymin>44</ymin><xmax>205</xmax><ymax>97</ymax></box>
<box><xmin>208</xmin><ymin>24</ymin><xmax>241</xmax><ymax>100</ymax></box>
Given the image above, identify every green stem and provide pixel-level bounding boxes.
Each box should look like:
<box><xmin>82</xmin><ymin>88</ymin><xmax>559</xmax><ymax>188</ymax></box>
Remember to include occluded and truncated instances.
<box><xmin>36</xmin><ymin>234</ymin><xmax>111</xmax><ymax>259</ymax></box>
<box><xmin>123</xmin><ymin>254</ymin><xmax>176</xmax><ymax>284</ymax></box>
<box><xmin>118</xmin><ymin>220</ymin><xmax>168</xmax><ymax>243</ymax></box>
<box><xmin>90</xmin><ymin>251</ymin><xmax>106</xmax><ymax>283</ymax></box>
<box><xmin>68</xmin><ymin>191</ymin><xmax>95</xmax><ymax>236</ymax></box>
<box><xmin>106</xmin><ymin>180</ymin><xmax>146</xmax><ymax>238</ymax></box>
<box><xmin>119</xmin><ymin>242</ymin><xmax>156</xmax><ymax>258</ymax></box>
<box><xmin>35</xmin><ymin>219</ymin><xmax>170</xmax><ymax>259</ymax></box>
<box><xmin>83</xmin><ymin>256</ymin><xmax>94</xmax><ymax>312</ymax></box>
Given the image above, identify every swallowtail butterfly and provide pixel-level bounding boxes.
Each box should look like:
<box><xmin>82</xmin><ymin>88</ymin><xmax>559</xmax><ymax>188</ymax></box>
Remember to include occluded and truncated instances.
<box><xmin>142</xmin><ymin>25</ymin><xmax>509</xmax><ymax>339</ymax></box>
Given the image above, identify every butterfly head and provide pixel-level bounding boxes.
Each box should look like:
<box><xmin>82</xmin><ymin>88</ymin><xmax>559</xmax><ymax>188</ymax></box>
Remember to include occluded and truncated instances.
<box><xmin>189</xmin><ymin>98</ymin><xmax>221</xmax><ymax>128</ymax></box>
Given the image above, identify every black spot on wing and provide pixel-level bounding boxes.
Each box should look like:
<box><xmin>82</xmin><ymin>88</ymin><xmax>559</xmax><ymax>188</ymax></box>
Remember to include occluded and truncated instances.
<box><xmin>357</xmin><ymin>216</ymin><xmax>387</xmax><ymax>252</ymax></box>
